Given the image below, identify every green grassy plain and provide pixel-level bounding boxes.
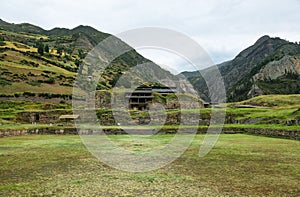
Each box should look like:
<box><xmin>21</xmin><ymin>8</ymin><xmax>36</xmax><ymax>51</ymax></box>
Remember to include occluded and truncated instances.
<box><xmin>0</xmin><ymin>134</ymin><xmax>299</xmax><ymax>196</ymax></box>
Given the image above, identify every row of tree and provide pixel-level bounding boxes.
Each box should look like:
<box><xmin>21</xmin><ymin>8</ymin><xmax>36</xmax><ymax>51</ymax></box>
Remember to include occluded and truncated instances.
<box><xmin>37</xmin><ymin>43</ymin><xmax>49</xmax><ymax>55</ymax></box>
<box><xmin>37</xmin><ymin>43</ymin><xmax>86</xmax><ymax>59</ymax></box>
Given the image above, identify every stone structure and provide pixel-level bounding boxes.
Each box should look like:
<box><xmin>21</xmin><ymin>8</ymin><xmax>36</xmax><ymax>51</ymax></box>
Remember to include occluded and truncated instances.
<box><xmin>125</xmin><ymin>86</ymin><xmax>177</xmax><ymax>110</ymax></box>
<box><xmin>59</xmin><ymin>114</ymin><xmax>80</xmax><ymax>124</ymax></box>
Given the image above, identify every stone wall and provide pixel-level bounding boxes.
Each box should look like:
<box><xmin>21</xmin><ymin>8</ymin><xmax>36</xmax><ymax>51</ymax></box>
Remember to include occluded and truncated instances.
<box><xmin>0</xmin><ymin>95</ymin><xmax>72</xmax><ymax>104</ymax></box>
<box><xmin>243</xmin><ymin>128</ymin><xmax>300</xmax><ymax>138</ymax></box>
<box><xmin>0</xmin><ymin>127</ymin><xmax>78</xmax><ymax>137</ymax></box>
<box><xmin>16</xmin><ymin>110</ymin><xmax>72</xmax><ymax>123</ymax></box>
<box><xmin>1</xmin><ymin>126</ymin><xmax>299</xmax><ymax>139</ymax></box>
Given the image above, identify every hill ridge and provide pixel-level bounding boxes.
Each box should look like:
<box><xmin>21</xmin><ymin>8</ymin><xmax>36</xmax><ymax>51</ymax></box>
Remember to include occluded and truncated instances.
<box><xmin>0</xmin><ymin>19</ymin><xmax>175</xmax><ymax>98</ymax></box>
<box><xmin>0</xmin><ymin>19</ymin><xmax>104</xmax><ymax>37</ymax></box>
<box><xmin>181</xmin><ymin>35</ymin><xmax>300</xmax><ymax>101</ymax></box>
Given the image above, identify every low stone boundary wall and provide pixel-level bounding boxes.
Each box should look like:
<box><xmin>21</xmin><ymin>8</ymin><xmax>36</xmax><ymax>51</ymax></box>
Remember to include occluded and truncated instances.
<box><xmin>242</xmin><ymin>128</ymin><xmax>300</xmax><ymax>139</ymax></box>
<box><xmin>0</xmin><ymin>127</ymin><xmax>299</xmax><ymax>139</ymax></box>
<box><xmin>0</xmin><ymin>127</ymin><xmax>78</xmax><ymax>137</ymax></box>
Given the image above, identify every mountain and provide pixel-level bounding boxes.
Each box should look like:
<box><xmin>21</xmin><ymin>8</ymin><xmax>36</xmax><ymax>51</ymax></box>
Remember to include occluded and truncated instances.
<box><xmin>0</xmin><ymin>19</ymin><xmax>175</xmax><ymax>98</ymax></box>
<box><xmin>181</xmin><ymin>35</ymin><xmax>300</xmax><ymax>101</ymax></box>
<box><xmin>0</xmin><ymin>19</ymin><xmax>45</xmax><ymax>34</ymax></box>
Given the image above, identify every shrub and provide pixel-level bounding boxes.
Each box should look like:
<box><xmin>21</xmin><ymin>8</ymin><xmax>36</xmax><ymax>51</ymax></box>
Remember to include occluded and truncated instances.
<box><xmin>43</xmin><ymin>70</ymin><xmax>56</xmax><ymax>74</ymax></box>
<box><xmin>0</xmin><ymin>77</ymin><xmax>12</xmax><ymax>86</ymax></box>
<box><xmin>23</xmin><ymin>92</ymin><xmax>36</xmax><ymax>97</ymax></box>
<box><xmin>41</xmin><ymin>73</ymin><xmax>49</xmax><ymax>77</ymax></box>
<box><xmin>28</xmin><ymin>72</ymin><xmax>35</xmax><ymax>76</ymax></box>
<box><xmin>26</xmin><ymin>81</ymin><xmax>41</xmax><ymax>86</ymax></box>
<box><xmin>38</xmin><ymin>93</ymin><xmax>72</xmax><ymax>99</ymax></box>
<box><xmin>20</xmin><ymin>59</ymin><xmax>39</xmax><ymax>67</ymax></box>
<box><xmin>14</xmin><ymin>93</ymin><xmax>21</xmax><ymax>97</ymax></box>
<box><xmin>44</xmin><ymin>77</ymin><xmax>55</xmax><ymax>84</ymax></box>
<box><xmin>0</xmin><ymin>94</ymin><xmax>13</xmax><ymax>97</ymax></box>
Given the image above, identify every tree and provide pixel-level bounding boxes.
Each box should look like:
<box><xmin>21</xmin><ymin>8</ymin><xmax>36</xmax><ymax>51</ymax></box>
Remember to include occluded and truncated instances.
<box><xmin>44</xmin><ymin>45</ymin><xmax>49</xmax><ymax>53</ymax></box>
<box><xmin>37</xmin><ymin>43</ymin><xmax>44</xmax><ymax>55</ymax></box>
<box><xmin>75</xmin><ymin>59</ymin><xmax>82</xmax><ymax>67</ymax></box>
<box><xmin>57</xmin><ymin>47</ymin><xmax>63</xmax><ymax>56</ymax></box>
<box><xmin>65</xmin><ymin>47</ymin><xmax>73</xmax><ymax>55</ymax></box>
<box><xmin>78</xmin><ymin>49</ymin><xmax>86</xmax><ymax>59</ymax></box>
<box><xmin>0</xmin><ymin>36</ymin><xmax>5</xmax><ymax>46</ymax></box>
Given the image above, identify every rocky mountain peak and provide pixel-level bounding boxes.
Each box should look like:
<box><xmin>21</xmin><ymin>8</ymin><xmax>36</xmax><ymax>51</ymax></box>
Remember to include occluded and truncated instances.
<box><xmin>182</xmin><ymin>35</ymin><xmax>300</xmax><ymax>101</ymax></box>
<box><xmin>254</xmin><ymin>35</ymin><xmax>271</xmax><ymax>45</ymax></box>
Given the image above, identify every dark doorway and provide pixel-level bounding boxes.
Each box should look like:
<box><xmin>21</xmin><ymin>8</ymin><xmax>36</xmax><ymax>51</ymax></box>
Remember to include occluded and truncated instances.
<box><xmin>34</xmin><ymin>114</ymin><xmax>40</xmax><ymax>122</ymax></box>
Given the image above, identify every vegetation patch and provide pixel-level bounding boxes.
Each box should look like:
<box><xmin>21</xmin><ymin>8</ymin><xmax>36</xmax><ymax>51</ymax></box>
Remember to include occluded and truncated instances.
<box><xmin>0</xmin><ymin>77</ymin><xmax>12</xmax><ymax>86</ymax></box>
<box><xmin>26</xmin><ymin>81</ymin><xmax>41</xmax><ymax>86</ymax></box>
<box><xmin>0</xmin><ymin>134</ymin><xmax>299</xmax><ymax>196</ymax></box>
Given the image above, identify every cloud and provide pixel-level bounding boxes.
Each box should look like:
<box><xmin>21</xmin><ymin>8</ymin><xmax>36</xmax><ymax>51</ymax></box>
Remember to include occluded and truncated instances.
<box><xmin>1</xmin><ymin>0</ymin><xmax>300</xmax><ymax>72</ymax></box>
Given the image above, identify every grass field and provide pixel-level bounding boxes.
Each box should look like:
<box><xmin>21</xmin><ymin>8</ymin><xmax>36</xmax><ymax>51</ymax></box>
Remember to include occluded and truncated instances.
<box><xmin>0</xmin><ymin>134</ymin><xmax>299</xmax><ymax>196</ymax></box>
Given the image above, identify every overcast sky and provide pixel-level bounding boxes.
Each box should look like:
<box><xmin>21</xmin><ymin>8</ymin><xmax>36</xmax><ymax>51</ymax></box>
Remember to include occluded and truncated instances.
<box><xmin>1</xmin><ymin>0</ymin><xmax>300</xmax><ymax>73</ymax></box>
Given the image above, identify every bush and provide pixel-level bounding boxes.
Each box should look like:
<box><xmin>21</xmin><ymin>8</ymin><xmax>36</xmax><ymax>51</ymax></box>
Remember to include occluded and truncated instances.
<box><xmin>23</xmin><ymin>92</ymin><xmax>36</xmax><ymax>97</ymax></box>
<box><xmin>28</xmin><ymin>72</ymin><xmax>35</xmax><ymax>76</ymax></box>
<box><xmin>26</xmin><ymin>81</ymin><xmax>41</xmax><ymax>86</ymax></box>
<box><xmin>14</xmin><ymin>93</ymin><xmax>21</xmax><ymax>97</ymax></box>
<box><xmin>38</xmin><ymin>93</ymin><xmax>72</xmax><ymax>99</ymax></box>
<box><xmin>0</xmin><ymin>53</ymin><xmax>7</xmax><ymax>60</ymax></box>
<box><xmin>20</xmin><ymin>59</ymin><xmax>39</xmax><ymax>67</ymax></box>
<box><xmin>38</xmin><ymin>93</ymin><xmax>53</xmax><ymax>99</ymax></box>
<box><xmin>44</xmin><ymin>77</ymin><xmax>55</xmax><ymax>84</ymax></box>
<box><xmin>43</xmin><ymin>70</ymin><xmax>56</xmax><ymax>74</ymax></box>
<box><xmin>0</xmin><ymin>78</ymin><xmax>12</xmax><ymax>86</ymax></box>
<box><xmin>0</xmin><ymin>94</ymin><xmax>14</xmax><ymax>97</ymax></box>
<box><xmin>41</xmin><ymin>73</ymin><xmax>49</xmax><ymax>77</ymax></box>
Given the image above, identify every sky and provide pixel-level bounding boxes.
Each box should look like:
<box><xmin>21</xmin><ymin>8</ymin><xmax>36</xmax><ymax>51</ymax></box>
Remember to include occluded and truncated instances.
<box><xmin>1</xmin><ymin>0</ymin><xmax>300</xmax><ymax>73</ymax></box>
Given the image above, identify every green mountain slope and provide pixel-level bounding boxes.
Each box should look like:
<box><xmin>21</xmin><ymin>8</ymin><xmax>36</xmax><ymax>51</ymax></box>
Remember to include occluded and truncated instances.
<box><xmin>0</xmin><ymin>19</ymin><xmax>174</xmax><ymax>97</ymax></box>
<box><xmin>181</xmin><ymin>35</ymin><xmax>300</xmax><ymax>102</ymax></box>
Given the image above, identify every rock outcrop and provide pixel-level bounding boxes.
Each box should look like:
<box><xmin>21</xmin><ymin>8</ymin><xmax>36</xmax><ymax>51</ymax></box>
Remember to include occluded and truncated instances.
<box><xmin>253</xmin><ymin>56</ymin><xmax>300</xmax><ymax>81</ymax></box>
